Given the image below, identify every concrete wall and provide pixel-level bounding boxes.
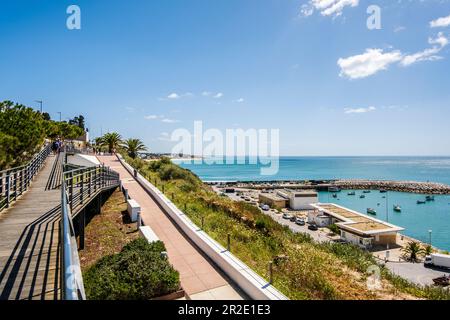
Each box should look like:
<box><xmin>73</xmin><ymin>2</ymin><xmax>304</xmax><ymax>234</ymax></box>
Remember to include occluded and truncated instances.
<box><xmin>117</xmin><ymin>155</ymin><xmax>288</xmax><ymax>300</ymax></box>
<box><xmin>374</xmin><ymin>233</ymin><xmax>397</xmax><ymax>245</ymax></box>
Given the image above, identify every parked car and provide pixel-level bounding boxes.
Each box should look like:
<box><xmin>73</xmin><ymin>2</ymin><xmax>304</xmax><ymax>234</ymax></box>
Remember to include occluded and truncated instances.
<box><xmin>261</xmin><ymin>204</ymin><xmax>270</xmax><ymax>211</ymax></box>
<box><xmin>282</xmin><ymin>213</ymin><xmax>293</xmax><ymax>220</ymax></box>
<box><xmin>308</xmin><ymin>224</ymin><xmax>318</xmax><ymax>231</ymax></box>
<box><xmin>290</xmin><ymin>216</ymin><xmax>297</xmax><ymax>222</ymax></box>
<box><xmin>295</xmin><ymin>218</ymin><xmax>305</xmax><ymax>226</ymax></box>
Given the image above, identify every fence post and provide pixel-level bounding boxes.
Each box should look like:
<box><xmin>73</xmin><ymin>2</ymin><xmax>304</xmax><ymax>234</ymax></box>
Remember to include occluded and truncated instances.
<box><xmin>201</xmin><ymin>216</ymin><xmax>204</xmax><ymax>230</ymax></box>
<box><xmin>5</xmin><ymin>173</ymin><xmax>10</xmax><ymax>208</ymax></box>
<box><xmin>80</xmin><ymin>170</ymin><xmax>84</xmax><ymax>205</ymax></box>
<box><xmin>227</xmin><ymin>233</ymin><xmax>231</xmax><ymax>252</ymax></box>
<box><xmin>0</xmin><ymin>174</ymin><xmax>2</xmax><ymax>195</ymax></box>
<box><xmin>268</xmin><ymin>261</ymin><xmax>273</xmax><ymax>284</ymax></box>
<box><xmin>88</xmin><ymin>171</ymin><xmax>91</xmax><ymax>197</ymax></box>
<box><xmin>13</xmin><ymin>171</ymin><xmax>17</xmax><ymax>200</ymax></box>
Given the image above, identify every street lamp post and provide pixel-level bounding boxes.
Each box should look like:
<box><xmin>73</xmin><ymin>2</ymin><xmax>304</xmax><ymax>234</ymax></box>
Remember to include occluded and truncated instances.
<box><xmin>428</xmin><ymin>229</ymin><xmax>432</xmax><ymax>246</ymax></box>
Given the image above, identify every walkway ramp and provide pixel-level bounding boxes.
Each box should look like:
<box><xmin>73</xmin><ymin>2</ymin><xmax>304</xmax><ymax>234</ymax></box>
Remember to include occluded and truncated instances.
<box><xmin>0</xmin><ymin>154</ymin><xmax>61</xmax><ymax>300</ymax></box>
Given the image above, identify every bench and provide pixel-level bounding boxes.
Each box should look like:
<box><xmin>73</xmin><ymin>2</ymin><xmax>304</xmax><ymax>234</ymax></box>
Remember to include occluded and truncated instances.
<box><xmin>127</xmin><ymin>199</ymin><xmax>141</xmax><ymax>222</ymax></box>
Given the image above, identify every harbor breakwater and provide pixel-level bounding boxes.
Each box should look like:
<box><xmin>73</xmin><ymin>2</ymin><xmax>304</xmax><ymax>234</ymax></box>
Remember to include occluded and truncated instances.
<box><xmin>213</xmin><ymin>179</ymin><xmax>450</xmax><ymax>195</ymax></box>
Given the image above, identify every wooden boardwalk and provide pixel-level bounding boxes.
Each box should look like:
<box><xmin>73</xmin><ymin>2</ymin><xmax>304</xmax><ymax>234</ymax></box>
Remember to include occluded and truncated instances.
<box><xmin>0</xmin><ymin>154</ymin><xmax>62</xmax><ymax>300</ymax></box>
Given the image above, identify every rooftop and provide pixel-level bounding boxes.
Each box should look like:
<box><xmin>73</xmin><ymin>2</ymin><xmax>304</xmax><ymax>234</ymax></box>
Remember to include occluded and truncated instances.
<box><xmin>311</xmin><ymin>203</ymin><xmax>404</xmax><ymax>236</ymax></box>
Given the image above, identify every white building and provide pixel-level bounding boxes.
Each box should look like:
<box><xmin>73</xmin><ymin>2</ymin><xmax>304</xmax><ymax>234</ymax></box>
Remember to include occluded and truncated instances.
<box><xmin>277</xmin><ymin>189</ymin><xmax>318</xmax><ymax>210</ymax></box>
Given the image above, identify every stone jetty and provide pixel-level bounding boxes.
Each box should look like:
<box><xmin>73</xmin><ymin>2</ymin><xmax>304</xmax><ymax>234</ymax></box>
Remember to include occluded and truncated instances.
<box><xmin>333</xmin><ymin>179</ymin><xmax>450</xmax><ymax>195</ymax></box>
<box><xmin>210</xmin><ymin>179</ymin><xmax>450</xmax><ymax>195</ymax></box>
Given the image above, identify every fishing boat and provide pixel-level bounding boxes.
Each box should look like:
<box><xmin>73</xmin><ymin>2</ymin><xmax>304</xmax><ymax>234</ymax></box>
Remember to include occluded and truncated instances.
<box><xmin>332</xmin><ymin>193</ymin><xmax>337</xmax><ymax>198</ymax></box>
<box><xmin>393</xmin><ymin>205</ymin><xmax>402</xmax><ymax>212</ymax></box>
<box><xmin>348</xmin><ymin>191</ymin><xmax>356</xmax><ymax>196</ymax></box>
<box><xmin>360</xmin><ymin>195</ymin><xmax>366</xmax><ymax>199</ymax></box>
<box><xmin>426</xmin><ymin>195</ymin><xmax>435</xmax><ymax>201</ymax></box>
<box><xmin>380</xmin><ymin>189</ymin><xmax>387</xmax><ymax>193</ymax></box>
<box><xmin>363</xmin><ymin>190</ymin><xmax>371</xmax><ymax>194</ymax></box>
<box><xmin>367</xmin><ymin>208</ymin><xmax>377</xmax><ymax>215</ymax></box>
<box><xmin>417</xmin><ymin>200</ymin><xmax>426</xmax><ymax>204</ymax></box>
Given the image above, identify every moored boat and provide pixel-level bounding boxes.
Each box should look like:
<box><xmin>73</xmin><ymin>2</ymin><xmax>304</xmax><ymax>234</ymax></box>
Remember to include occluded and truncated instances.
<box><xmin>363</xmin><ymin>190</ymin><xmax>371</xmax><ymax>193</ymax></box>
<box><xmin>367</xmin><ymin>208</ymin><xmax>377</xmax><ymax>215</ymax></box>
<box><xmin>348</xmin><ymin>191</ymin><xmax>356</xmax><ymax>196</ymax></box>
<box><xmin>393</xmin><ymin>205</ymin><xmax>402</xmax><ymax>212</ymax></box>
<box><xmin>426</xmin><ymin>195</ymin><xmax>435</xmax><ymax>201</ymax></box>
<box><xmin>380</xmin><ymin>189</ymin><xmax>387</xmax><ymax>193</ymax></box>
<box><xmin>360</xmin><ymin>195</ymin><xmax>365</xmax><ymax>199</ymax></box>
<box><xmin>417</xmin><ymin>200</ymin><xmax>426</xmax><ymax>204</ymax></box>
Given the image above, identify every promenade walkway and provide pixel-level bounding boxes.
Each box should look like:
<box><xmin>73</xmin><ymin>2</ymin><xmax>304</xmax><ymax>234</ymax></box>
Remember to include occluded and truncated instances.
<box><xmin>0</xmin><ymin>154</ymin><xmax>62</xmax><ymax>300</ymax></box>
<box><xmin>97</xmin><ymin>155</ymin><xmax>246</xmax><ymax>300</ymax></box>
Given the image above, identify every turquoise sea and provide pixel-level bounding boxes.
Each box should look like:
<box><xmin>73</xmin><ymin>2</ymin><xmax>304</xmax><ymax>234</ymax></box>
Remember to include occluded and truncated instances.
<box><xmin>176</xmin><ymin>157</ymin><xmax>450</xmax><ymax>251</ymax></box>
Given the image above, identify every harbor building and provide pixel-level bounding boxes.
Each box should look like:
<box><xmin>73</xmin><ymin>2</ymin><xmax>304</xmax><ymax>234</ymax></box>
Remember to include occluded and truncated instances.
<box><xmin>259</xmin><ymin>189</ymin><xmax>318</xmax><ymax>210</ymax></box>
<box><xmin>259</xmin><ymin>193</ymin><xmax>289</xmax><ymax>209</ymax></box>
<box><xmin>310</xmin><ymin>203</ymin><xmax>404</xmax><ymax>249</ymax></box>
<box><xmin>277</xmin><ymin>189</ymin><xmax>318</xmax><ymax>210</ymax></box>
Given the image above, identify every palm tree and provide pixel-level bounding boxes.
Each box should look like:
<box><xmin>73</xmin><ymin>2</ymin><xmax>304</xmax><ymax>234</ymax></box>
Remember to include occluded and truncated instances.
<box><xmin>401</xmin><ymin>241</ymin><xmax>425</xmax><ymax>262</ymax></box>
<box><xmin>99</xmin><ymin>132</ymin><xmax>122</xmax><ymax>153</ymax></box>
<box><xmin>424</xmin><ymin>244</ymin><xmax>433</xmax><ymax>256</ymax></box>
<box><xmin>122</xmin><ymin>138</ymin><xmax>147</xmax><ymax>159</ymax></box>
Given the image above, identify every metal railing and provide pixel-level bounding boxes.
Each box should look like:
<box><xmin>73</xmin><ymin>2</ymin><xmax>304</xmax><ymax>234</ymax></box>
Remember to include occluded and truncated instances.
<box><xmin>60</xmin><ymin>164</ymin><xmax>120</xmax><ymax>300</ymax></box>
<box><xmin>0</xmin><ymin>144</ymin><xmax>52</xmax><ymax>212</ymax></box>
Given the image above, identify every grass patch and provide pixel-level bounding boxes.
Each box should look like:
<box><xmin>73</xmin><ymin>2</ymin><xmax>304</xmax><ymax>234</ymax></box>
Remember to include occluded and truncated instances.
<box><xmin>79</xmin><ymin>189</ymin><xmax>139</xmax><ymax>271</ymax></box>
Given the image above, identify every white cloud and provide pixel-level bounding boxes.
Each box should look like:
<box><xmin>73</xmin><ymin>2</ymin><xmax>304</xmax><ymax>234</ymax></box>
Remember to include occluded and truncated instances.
<box><xmin>161</xmin><ymin>118</ymin><xmax>179</xmax><ymax>123</ymax></box>
<box><xmin>144</xmin><ymin>115</ymin><xmax>179</xmax><ymax>123</ymax></box>
<box><xmin>338</xmin><ymin>49</ymin><xmax>402</xmax><ymax>79</ymax></box>
<box><xmin>344</xmin><ymin>106</ymin><xmax>376</xmax><ymax>114</ymax></box>
<box><xmin>430</xmin><ymin>14</ymin><xmax>450</xmax><ymax>28</ymax></box>
<box><xmin>339</xmin><ymin>33</ymin><xmax>449</xmax><ymax>78</ymax></box>
<box><xmin>394</xmin><ymin>26</ymin><xmax>406</xmax><ymax>33</ymax></box>
<box><xmin>213</xmin><ymin>92</ymin><xmax>223</xmax><ymax>99</ymax></box>
<box><xmin>234</xmin><ymin>98</ymin><xmax>245</xmax><ymax>103</ymax></box>
<box><xmin>202</xmin><ymin>91</ymin><xmax>212</xmax><ymax>96</ymax></box>
<box><xmin>300</xmin><ymin>4</ymin><xmax>314</xmax><ymax>17</ymax></box>
<box><xmin>400</xmin><ymin>32</ymin><xmax>448</xmax><ymax>66</ymax></box>
<box><xmin>301</xmin><ymin>0</ymin><xmax>359</xmax><ymax>18</ymax></box>
<box><xmin>167</xmin><ymin>93</ymin><xmax>180</xmax><ymax>99</ymax></box>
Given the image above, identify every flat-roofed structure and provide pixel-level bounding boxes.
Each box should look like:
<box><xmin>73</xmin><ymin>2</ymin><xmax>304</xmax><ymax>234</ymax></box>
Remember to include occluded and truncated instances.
<box><xmin>277</xmin><ymin>189</ymin><xmax>318</xmax><ymax>210</ymax></box>
<box><xmin>310</xmin><ymin>203</ymin><xmax>404</xmax><ymax>248</ymax></box>
<box><xmin>259</xmin><ymin>193</ymin><xmax>289</xmax><ymax>209</ymax></box>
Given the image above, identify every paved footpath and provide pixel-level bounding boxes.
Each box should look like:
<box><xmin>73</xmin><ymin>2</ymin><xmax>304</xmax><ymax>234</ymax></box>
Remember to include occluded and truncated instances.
<box><xmin>0</xmin><ymin>154</ymin><xmax>61</xmax><ymax>300</ymax></box>
<box><xmin>97</xmin><ymin>155</ymin><xmax>246</xmax><ymax>300</ymax></box>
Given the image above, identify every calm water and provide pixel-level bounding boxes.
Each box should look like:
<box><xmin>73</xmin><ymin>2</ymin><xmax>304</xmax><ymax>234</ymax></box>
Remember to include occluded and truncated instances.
<box><xmin>177</xmin><ymin>157</ymin><xmax>450</xmax><ymax>250</ymax></box>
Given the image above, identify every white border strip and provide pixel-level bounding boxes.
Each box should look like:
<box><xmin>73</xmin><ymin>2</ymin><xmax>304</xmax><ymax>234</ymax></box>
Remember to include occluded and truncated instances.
<box><xmin>117</xmin><ymin>155</ymin><xmax>288</xmax><ymax>300</ymax></box>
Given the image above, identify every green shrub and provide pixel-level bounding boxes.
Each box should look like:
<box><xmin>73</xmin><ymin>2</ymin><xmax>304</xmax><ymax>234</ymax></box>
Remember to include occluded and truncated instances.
<box><xmin>84</xmin><ymin>238</ymin><xmax>180</xmax><ymax>300</ymax></box>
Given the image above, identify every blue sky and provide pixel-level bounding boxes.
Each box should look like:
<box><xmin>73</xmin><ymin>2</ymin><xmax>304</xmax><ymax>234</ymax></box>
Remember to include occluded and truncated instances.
<box><xmin>1</xmin><ymin>0</ymin><xmax>450</xmax><ymax>156</ymax></box>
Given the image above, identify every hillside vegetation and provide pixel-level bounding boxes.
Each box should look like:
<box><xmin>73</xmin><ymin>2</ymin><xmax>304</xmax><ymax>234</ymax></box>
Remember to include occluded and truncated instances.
<box><xmin>125</xmin><ymin>155</ymin><xmax>450</xmax><ymax>300</ymax></box>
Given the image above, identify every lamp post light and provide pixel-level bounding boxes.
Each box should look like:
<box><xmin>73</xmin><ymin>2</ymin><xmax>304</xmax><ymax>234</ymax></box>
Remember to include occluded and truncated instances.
<box><xmin>428</xmin><ymin>229</ymin><xmax>432</xmax><ymax>246</ymax></box>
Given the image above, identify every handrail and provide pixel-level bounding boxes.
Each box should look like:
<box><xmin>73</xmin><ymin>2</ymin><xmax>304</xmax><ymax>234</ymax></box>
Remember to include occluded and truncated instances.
<box><xmin>0</xmin><ymin>144</ymin><xmax>52</xmax><ymax>212</ymax></box>
<box><xmin>60</xmin><ymin>163</ymin><xmax>120</xmax><ymax>300</ymax></box>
